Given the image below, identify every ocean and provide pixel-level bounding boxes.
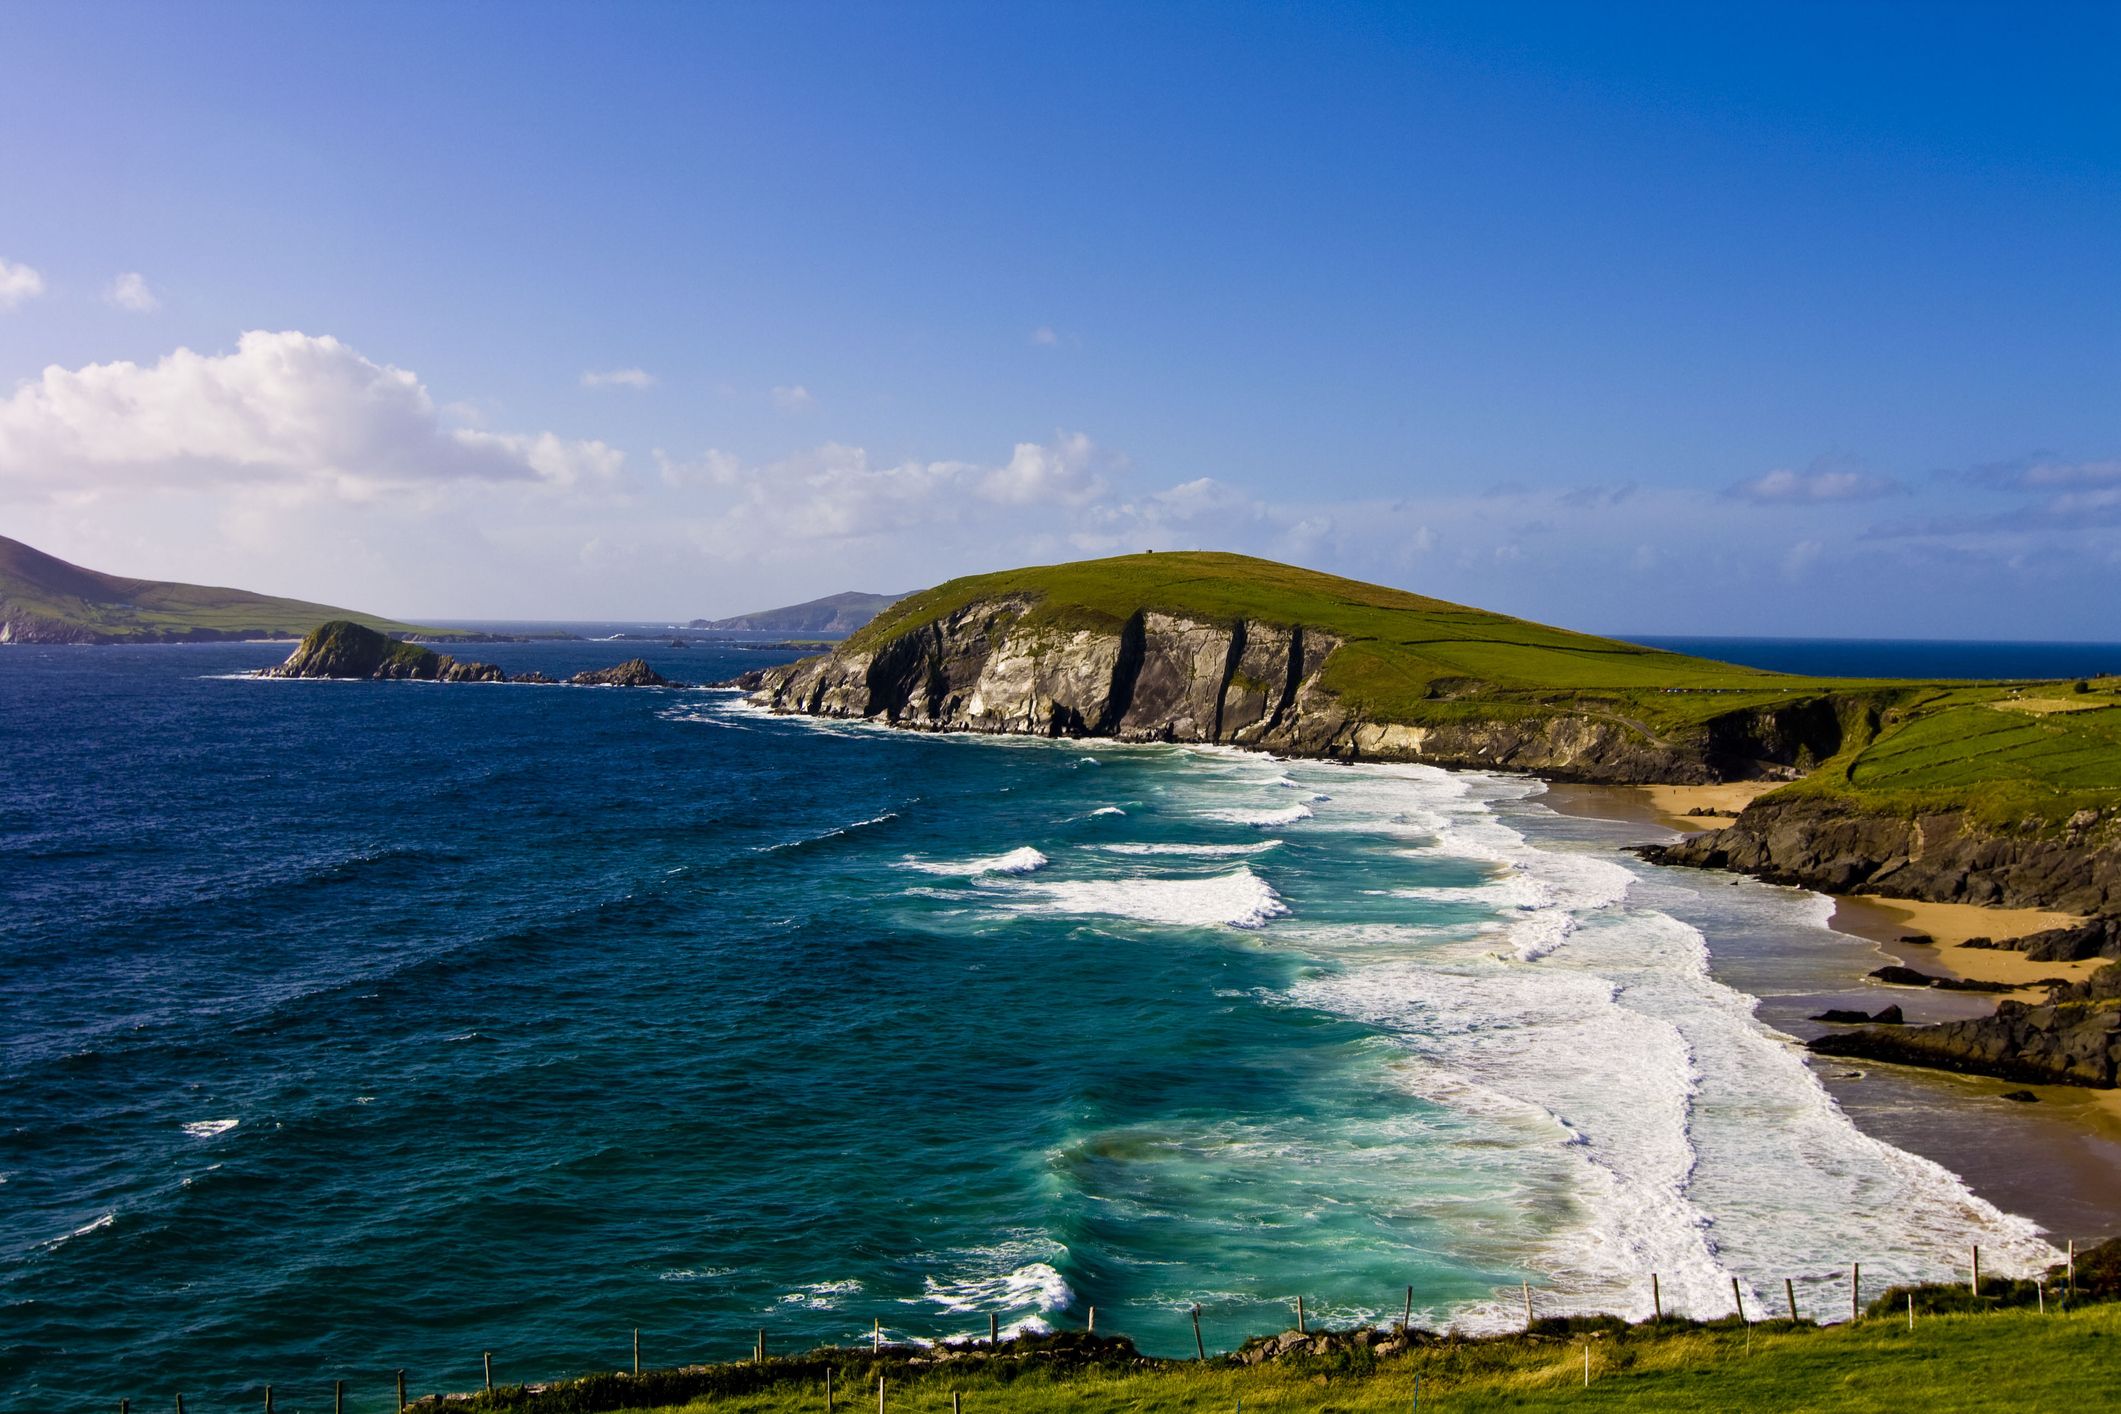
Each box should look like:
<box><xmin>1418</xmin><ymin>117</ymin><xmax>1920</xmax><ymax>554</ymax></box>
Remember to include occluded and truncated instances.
<box><xmin>1</xmin><ymin>637</ymin><xmax>2111</xmax><ymax>1412</ymax></box>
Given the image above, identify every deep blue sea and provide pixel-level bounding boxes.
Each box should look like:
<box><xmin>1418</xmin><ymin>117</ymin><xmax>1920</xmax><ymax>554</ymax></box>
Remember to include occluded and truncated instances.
<box><xmin>5</xmin><ymin>637</ymin><xmax>2117</xmax><ymax>1412</ymax></box>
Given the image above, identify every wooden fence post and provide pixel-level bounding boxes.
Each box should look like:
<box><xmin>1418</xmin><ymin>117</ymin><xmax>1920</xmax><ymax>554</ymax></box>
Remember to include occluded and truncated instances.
<box><xmin>1087</xmin><ymin>1306</ymin><xmax>1096</xmax><ymax>1334</ymax></box>
<box><xmin>1730</xmin><ymin>1278</ymin><xmax>1745</xmax><ymax>1323</ymax></box>
<box><xmin>1403</xmin><ymin>1284</ymin><xmax>1413</xmax><ymax>1335</ymax></box>
<box><xmin>1971</xmin><ymin>1244</ymin><xmax>1981</xmax><ymax>1295</ymax></box>
<box><xmin>1521</xmin><ymin>1282</ymin><xmax>1532</xmax><ymax>1331</ymax></box>
<box><xmin>1192</xmin><ymin>1305</ymin><xmax>1206</xmax><ymax>1361</ymax></box>
<box><xmin>335</xmin><ymin>1381</ymin><xmax>344</xmax><ymax>1414</ymax></box>
<box><xmin>825</xmin><ymin>1367</ymin><xmax>834</xmax><ymax>1412</ymax></box>
<box><xmin>484</xmin><ymin>1351</ymin><xmax>493</xmax><ymax>1392</ymax></box>
<box><xmin>633</xmin><ymin>1327</ymin><xmax>641</xmax><ymax>1376</ymax></box>
<box><xmin>952</xmin><ymin>1393</ymin><xmax>962</xmax><ymax>1414</ymax></box>
<box><xmin>756</xmin><ymin>1329</ymin><xmax>766</xmax><ymax>1364</ymax></box>
<box><xmin>174</xmin><ymin>1397</ymin><xmax>183</xmax><ymax>1414</ymax></box>
<box><xmin>873</xmin><ymin>1318</ymin><xmax>881</xmax><ymax>1353</ymax></box>
<box><xmin>396</xmin><ymin>1368</ymin><xmax>406</xmax><ymax>1410</ymax></box>
<box><xmin>877</xmin><ymin>1374</ymin><xmax>885</xmax><ymax>1413</ymax></box>
<box><xmin>989</xmin><ymin>1313</ymin><xmax>998</xmax><ymax>1347</ymax></box>
<box><xmin>1785</xmin><ymin>1278</ymin><xmax>1798</xmax><ymax>1322</ymax></box>
<box><xmin>1296</xmin><ymin>1295</ymin><xmax>1306</xmax><ymax>1334</ymax></box>
<box><xmin>1852</xmin><ymin>1264</ymin><xmax>1860</xmax><ymax>1321</ymax></box>
<box><xmin>1907</xmin><ymin>1292</ymin><xmax>1914</xmax><ymax>1330</ymax></box>
<box><xmin>2069</xmin><ymin>1238</ymin><xmax>2077</xmax><ymax>1295</ymax></box>
<box><xmin>265</xmin><ymin>1385</ymin><xmax>274</xmax><ymax>1412</ymax></box>
<box><xmin>1651</xmin><ymin>1273</ymin><xmax>1661</xmax><ymax>1322</ymax></box>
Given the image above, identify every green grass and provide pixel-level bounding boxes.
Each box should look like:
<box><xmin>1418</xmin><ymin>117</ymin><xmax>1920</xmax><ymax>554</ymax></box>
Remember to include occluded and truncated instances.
<box><xmin>423</xmin><ymin>1306</ymin><xmax>2121</xmax><ymax>1413</ymax></box>
<box><xmin>842</xmin><ymin>551</ymin><xmax>2121</xmax><ymax>825</ymax></box>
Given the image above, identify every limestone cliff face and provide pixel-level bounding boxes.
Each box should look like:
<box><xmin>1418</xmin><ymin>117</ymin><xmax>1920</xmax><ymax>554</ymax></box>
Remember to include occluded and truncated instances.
<box><xmin>739</xmin><ymin>597</ymin><xmax>1823</xmax><ymax>782</ymax></box>
<box><xmin>1643</xmin><ymin>796</ymin><xmax>2121</xmax><ymax>915</ymax></box>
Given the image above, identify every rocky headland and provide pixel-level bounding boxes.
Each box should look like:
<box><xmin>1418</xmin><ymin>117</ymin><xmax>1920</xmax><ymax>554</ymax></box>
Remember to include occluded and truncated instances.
<box><xmin>735</xmin><ymin>595</ymin><xmax>1842</xmax><ymax>785</ymax></box>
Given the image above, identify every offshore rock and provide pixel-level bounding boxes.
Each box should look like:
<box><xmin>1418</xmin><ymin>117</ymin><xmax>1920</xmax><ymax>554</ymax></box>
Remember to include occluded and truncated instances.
<box><xmin>259</xmin><ymin>620</ymin><xmax>506</xmax><ymax>682</ymax></box>
<box><xmin>570</xmin><ymin>658</ymin><xmax>684</xmax><ymax>688</ymax></box>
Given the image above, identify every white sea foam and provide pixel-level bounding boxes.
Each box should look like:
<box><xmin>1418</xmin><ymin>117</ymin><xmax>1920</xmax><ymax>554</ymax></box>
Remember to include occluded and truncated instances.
<box><xmin>780</xmin><ymin>1278</ymin><xmax>865</xmax><ymax>1309</ymax></box>
<box><xmin>1268</xmin><ymin>759</ymin><xmax>2055</xmax><ymax>1324</ymax></box>
<box><xmin>44</xmin><ymin>1213</ymin><xmax>115</xmax><ymax>1250</ymax></box>
<box><xmin>1203</xmin><ymin>803</ymin><xmax>1313</xmax><ymax>828</ymax></box>
<box><xmin>1089</xmin><ymin>806</ymin><xmax>1126</xmax><ymax>817</ymax></box>
<box><xmin>758</xmin><ymin>810</ymin><xmax>901</xmax><ymax>853</ymax></box>
<box><xmin>1096</xmin><ymin>840</ymin><xmax>1283</xmax><ymax>857</ymax></box>
<box><xmin>1005</xmin><ymin>868</ymin><xmax>1288</xmax><ymax>929</ymax></box>
<box><xmin>182</xmin><ymin>1118</ymin><xmax>238</xmax><ymax>1139</ymax></box>
<box><xmin>904</xmin><ymin>847</ymin><xmax>1050</xmax><ymax>877</ymax></box>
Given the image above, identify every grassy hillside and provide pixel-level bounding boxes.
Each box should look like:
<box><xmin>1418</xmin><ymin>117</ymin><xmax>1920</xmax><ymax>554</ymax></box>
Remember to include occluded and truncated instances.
<box><xmin>847</xmin><ymin>552</ymin><xmax>2121</xmax><ymax>824</ymax></box>
<box><xmin>402</xmin><ymin>1306</ymin><xmax>2121</xmax><ymax>1413</ymax></box>
<box><xmin>0</xmin><ymin>533</ymin><xmax>448</xmax><ymax>643</ymax></box>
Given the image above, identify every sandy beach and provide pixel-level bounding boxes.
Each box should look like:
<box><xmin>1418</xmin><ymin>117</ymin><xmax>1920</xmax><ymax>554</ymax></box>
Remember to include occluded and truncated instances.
<box><xmin>1543</xmin><ymin>781</ymin><xmax>2121</xmax><ymax>1138</ymax></box>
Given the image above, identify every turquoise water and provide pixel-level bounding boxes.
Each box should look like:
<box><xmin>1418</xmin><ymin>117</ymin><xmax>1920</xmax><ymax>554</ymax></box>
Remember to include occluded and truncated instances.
<box><xmin>0</xmin><ymin>642</ymin><xmax>2070</xmax><ymax>1411</ymax></box>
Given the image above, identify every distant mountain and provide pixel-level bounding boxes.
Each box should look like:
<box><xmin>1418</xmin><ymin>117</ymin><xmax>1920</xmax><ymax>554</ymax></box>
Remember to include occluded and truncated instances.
<box><xmin>0</xmin><ymin>533</ymin><xmax>444</xmax><ymax>644</ymax></box>
<box><xmin>690</xmin><ymin>589</ymin><xmax>904</xmax><ymax>636</ymax></box>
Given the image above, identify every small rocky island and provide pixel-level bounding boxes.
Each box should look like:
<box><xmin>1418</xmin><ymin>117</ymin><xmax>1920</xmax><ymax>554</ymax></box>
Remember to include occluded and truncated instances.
<box><xmin>258</xmin><ymin>621</ymin><xmax>685</xmax><ymax>687</ymax></box>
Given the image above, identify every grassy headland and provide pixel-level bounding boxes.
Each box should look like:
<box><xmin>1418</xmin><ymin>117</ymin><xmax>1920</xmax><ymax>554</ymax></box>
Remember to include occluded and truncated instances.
<box><xmin>847</xmin><ymin>551</ymin><xmax>2121</xmax><ymax>829</ymax></box>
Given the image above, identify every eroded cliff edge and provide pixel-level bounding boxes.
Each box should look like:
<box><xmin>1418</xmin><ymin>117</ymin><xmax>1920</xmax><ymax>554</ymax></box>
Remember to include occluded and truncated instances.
<box><xmin>735</xmin><ymin>596</ymin><xmax>1839</xmax><ymax>784</ymax></box>
<box><xmin>1641</xmin><ymin>797</ymin><xmax>2121</xmax><ymax>916</ymax></box>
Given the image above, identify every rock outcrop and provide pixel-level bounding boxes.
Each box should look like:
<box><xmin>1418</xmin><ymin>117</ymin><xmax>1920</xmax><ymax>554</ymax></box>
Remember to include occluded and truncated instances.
<box><xmin>737</xmin><ymin>597</ymin><xmax>1833</xmax><ymax>782</ymax></box>
<box><xmin>1809</xmin><ymin>963</ymin><xmax>2121</xmax><ymax>1087</ymax></box>
<box><xmin>259</xmin><ymin>621</ymin><xmax>506</xmax><ymax>682</ymax></box>
<box><xmin>260</xmin><ymin>622</ymin><xmax>684</xmax><ymax>688</ymax></box>
<box><xmin>1641</xmin><ymin>795</ymin><xmax>2121</xmax><ymax>916</ymax></box>
<box><xmin>570</xmin><ymin>658</ymin><xmax>684</xmax><ymax>688</ymax></box>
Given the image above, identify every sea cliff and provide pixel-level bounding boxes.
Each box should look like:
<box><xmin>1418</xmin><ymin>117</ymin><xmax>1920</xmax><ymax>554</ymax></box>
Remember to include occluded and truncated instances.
<box><xmin>738</xmin><ymin>596</ymin><xmax>1838</xmax><ymax>785</ymax></box>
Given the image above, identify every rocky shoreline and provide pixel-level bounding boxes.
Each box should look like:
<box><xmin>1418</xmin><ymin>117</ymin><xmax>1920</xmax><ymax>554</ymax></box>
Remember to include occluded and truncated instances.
<box><xmin>738</xmin><ymin>604</ymin><xmax>2121</xmax><ymax>1098</ymax></box>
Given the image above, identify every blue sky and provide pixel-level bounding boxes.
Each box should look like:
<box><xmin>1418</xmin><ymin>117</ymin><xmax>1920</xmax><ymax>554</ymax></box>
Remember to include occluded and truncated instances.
<box><xmin>1</xmin><ymin>2</ymin><xmax>2116</xmax><ymax>634</ymax></box>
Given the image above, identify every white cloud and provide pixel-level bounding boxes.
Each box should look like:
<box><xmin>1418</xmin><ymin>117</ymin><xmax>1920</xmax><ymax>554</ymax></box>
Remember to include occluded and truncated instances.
<box><xmin>0</xmin><ymin>257</ymin><xmax>45</xmax><ymax>310</ymax></box>
<box><xmin>1031</xmin><ymin>326</ymin><xmax>1059</xmax><ymax>346</ymax></box>
<box><xmin>105</xmin><ymin>272</ymin><xmax>159</xmax><ymax>313</ymax></box>
<box><xmin>654</xmin><ymin>432</ymin><xmax>1120</xmax><ymax>548</ymax></box>
<box><xmin>1728</xmin><ymin>466</ymin><xmax>1901</xmax><ymax>503</ymax></box>
<box><xmin>581</xmin><ymin>367</ymin><xmax>657</xmax><ymax>389</ymax></box>
<box><xmin>771</xmin><ymin>384</ymin><xmax>815</xmax><ymax>413</ymax></box>
<box><xmin>0</xmin><ymin>330</ymin><xmax>620</xmax><ymax>502</ymax></box>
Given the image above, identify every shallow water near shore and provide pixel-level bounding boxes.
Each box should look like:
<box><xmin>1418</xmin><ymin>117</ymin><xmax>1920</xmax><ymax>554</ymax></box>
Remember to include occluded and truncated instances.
<box><xmin>1</xmin><ymin>642</ymin><xmax>2109</xmax><ymax>1411</ymax></box>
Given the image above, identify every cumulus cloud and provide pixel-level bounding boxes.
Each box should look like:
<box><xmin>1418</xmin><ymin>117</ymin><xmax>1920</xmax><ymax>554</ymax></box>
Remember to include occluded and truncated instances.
<box><xmin>1030</xmin><ymin>326</ymin><xmax>1059</xmax><ymax>346</ymax></box>
<box><xmin>771</xmin><ymin>384</ymin><xmax>815</xmax><ymax>412</ymax></box>
<box><xmin>0</xmin><ymin>330</ymin><xmax>620</xmax><ymax>501</ymax></box>
<box><xmin>0</xmin><ymin>257</ymin><xmax>45</xmax><ymax>310</ymax></box>
<box><xmin>105</xmin><ymin>272</ymin><xmax>159</xmax><ymax>313</ymax></box>
<box><xmin>1727</xmin><ymin>465</ymin><xmax>1902</xmax><ymax>503</ymax></box>
<box><xmin>581</xmin><ymin>367</ymin><xmax>656</xmax><ymax>389</ymax></box>
<box><xmin>653</xmin><ymin>432</ymin><xmax>1122</xmax><ymax>548</ymax></box>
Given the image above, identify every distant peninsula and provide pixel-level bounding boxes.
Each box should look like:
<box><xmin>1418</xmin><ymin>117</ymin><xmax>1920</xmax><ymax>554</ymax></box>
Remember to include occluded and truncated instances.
<box><xmin>691</xmin><ymin>589</ymin><xmax>903</xmax><ymax>636</ymax></box>
<box><xmin>0</xmin><ymin>532</ymin><xmax>459</xmax><ymax>645</ymax></box>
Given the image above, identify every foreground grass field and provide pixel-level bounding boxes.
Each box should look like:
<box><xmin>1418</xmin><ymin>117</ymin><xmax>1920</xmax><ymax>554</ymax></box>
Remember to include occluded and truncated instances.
<box><xmin>845</xmin><ymin>552</ymin><xmax>2121</xmax><ymax>827</ymax></box>
<box><xmin>431</xmin><ymin>1306</ymin><xmax>2121</xmax><ymax>1413</ymax></box>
